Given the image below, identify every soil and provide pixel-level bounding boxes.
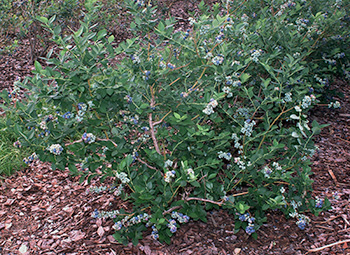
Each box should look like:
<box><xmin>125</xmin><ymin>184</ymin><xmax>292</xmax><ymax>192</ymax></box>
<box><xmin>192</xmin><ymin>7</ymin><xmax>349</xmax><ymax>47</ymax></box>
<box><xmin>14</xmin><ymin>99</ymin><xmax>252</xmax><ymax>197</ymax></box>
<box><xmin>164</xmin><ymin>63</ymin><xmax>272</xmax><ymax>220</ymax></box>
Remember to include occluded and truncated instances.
<box><xmin>1</xmin><ymin>2</ymin><xmax>350</xmax><ymax>254</ymax></box>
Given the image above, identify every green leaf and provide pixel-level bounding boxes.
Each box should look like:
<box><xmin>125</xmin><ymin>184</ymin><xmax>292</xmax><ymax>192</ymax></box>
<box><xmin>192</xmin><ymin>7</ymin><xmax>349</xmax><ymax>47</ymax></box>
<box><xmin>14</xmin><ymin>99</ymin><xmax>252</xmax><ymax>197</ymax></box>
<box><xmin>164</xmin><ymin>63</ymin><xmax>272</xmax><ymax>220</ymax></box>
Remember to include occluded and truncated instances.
<box><xmin>48</xmin><ymin>15</ymin><xmax>56</xmax><ymax>25</ymax></box>
<box><xmin>54</xmin><ymin>25</ymin><xmax>61</xmax><ymax>35</ymax></box>
<box><xmin>106</xmin><ymin>88</ymin><xmax>114</xmax><ymax>96</ymax></box>
<box><xmin>174</xmin><ymin>112</ymin><xmax>181</xmax><ymax>119</ymax></box>
<box><xmin>34</xmin><ymin>61</ymin><xmax>42</xmax><ymax>71</ymax></box>
<box><xmin>37</xmin><ymin>16</ymin><xmax>48</xmax><ymax>24</ymax></box>
<box><xmin>157</xmin><ymin>21</ymin><xmax>165</xmax><ymax>32</ymax></box>
<box><xmin>97</xmin><ymin>29</ymin><xmax>107</xmax><ymax>40</ymax></box>
<box><xmin>108</xmin><ymin>35</ymin><xmax>115</xmax><ymax>43</ymax></box>
<box><xmin>190</xmin><ymin>181</ymin><xmax>200</xmax><ymax>187</ymax></box>
<box><xmin>240</xmin><ymin>73</ymin><xmax>251</xmax><ymax>83</ymax></box>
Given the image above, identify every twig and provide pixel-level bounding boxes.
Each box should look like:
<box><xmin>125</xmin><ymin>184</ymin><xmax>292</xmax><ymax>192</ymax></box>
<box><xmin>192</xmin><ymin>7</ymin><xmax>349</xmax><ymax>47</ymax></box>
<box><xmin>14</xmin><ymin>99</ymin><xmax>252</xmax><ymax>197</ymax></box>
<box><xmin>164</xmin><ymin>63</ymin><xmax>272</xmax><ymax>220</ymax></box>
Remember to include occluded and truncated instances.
<box><xmin>327</xmin><ymin>166</ymin><xmax>339</xmax><ymax>187</ymax></box>
<box><xmin>306</xmin><ymin>239</ymin><xmax>350</xmax><ymax>254</ymax></box>
<box><xmin>149</xmin><ymin>113</ymin><xmax>161</xmax><ymax>154</ymax></box>
<box><xmin>232</xmin><ymin>191</ymin><xmax>249</xmax><ymax>197</ymax></box>
<box><xmin>149</xmin><ymin>91</ymin><xmax>161</xmax><ymax>154</ymax></box>
<box><xmin>341</xmin><ymin>214</ymin><xmax>350</xmax><ymax>225</ymax></box>
<box><xmin>336</xmin><ymin>136</ymin><xmax>350</xmax><ymax>144</ymax></box>
<box><xmin>153</xmin><ymin>110</ymin><xmax>172</xmax><ymax>126</ymax></box>
<box><xmin>96</xmin><ymin>138</ymin><xmax>118</xmax><ymax>148</ymax></box>
<box><xmin>136</xmin><ymin>158</ymin><xmax>160</xmax><ymax>172</ymax></box>
<box><xmin>65</xmin><ymin>139</ymin><xmax>82</xmax><ymax>146</ymax></box>
<box><xmin>65</xmin><ymin>138</ymin><xmax>118</xmax><ymax>148</ymax></box>
<box><xmin>184</xmin><ymin>197</ymin><xmax>224</xmax><ymax>206</ymax></box>
<box><xmin>162</xmin><ymin>205</ymin><xmax>182</xmax><ymax>215</ymax></box>
<box><xmin>314</xmin><ymin>225</ymin><xmax>334</xmax><ymax>231</ymax></box>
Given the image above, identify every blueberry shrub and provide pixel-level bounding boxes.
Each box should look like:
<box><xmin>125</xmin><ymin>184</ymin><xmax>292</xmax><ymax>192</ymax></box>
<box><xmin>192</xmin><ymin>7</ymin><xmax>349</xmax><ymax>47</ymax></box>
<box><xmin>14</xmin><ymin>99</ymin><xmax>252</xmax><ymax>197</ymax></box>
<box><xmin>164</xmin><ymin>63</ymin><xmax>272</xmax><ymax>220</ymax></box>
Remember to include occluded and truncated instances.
<box><xmin>1</xmin><ymin>0</ymin><xmax>349</xmax><ymax>245</ymax></box>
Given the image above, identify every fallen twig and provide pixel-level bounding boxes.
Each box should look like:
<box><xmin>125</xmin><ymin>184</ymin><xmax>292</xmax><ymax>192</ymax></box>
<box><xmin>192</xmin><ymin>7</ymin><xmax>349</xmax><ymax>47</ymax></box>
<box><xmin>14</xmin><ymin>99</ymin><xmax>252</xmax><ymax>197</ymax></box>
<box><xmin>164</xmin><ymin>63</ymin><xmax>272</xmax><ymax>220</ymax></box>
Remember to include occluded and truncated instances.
<box><xmin>306</xmin><ymin>239</ymin><xmax>350</xmax><ymax>254</ymax></box>
<box><xmin>327</xmin><ymin>167</ymin><xmax>339</xmax><ymax>187</ymax></box>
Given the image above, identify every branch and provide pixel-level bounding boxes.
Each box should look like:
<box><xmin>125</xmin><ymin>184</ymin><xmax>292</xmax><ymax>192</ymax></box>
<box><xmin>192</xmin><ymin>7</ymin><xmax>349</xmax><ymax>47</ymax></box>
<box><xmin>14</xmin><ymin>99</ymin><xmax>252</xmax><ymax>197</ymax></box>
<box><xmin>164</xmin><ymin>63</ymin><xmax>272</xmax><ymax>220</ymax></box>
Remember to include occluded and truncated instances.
<box><xmin>149</xmin><ymin>113</ymin><xmax>161</xmax><ymax>154</ymax></box>
<box><xmin>96</xmin><ymin>138</ymin><xmax>118</xmax><ymax>148</ymax></box>
<box><xmin>65</xmin><ymin>139</ymin><xmax>82</xmax><ymax>146</ymax></box>
<box><xmin>162</xmin><ymin>205</ymin><xmax>183</xmax><ymax>215</ymax></box>
<box><xmin>65</xmin><ymin>138</ymin><xmax>118</xmax><ymax>148</ymax></box>
<box><xmin>136</xmin><ymin>157</ymin><xmax>161</xmax><ymax>173</ymax></box>
<box><xmin>153</xmin><ymin>110</ymin><xmax>172</xmax><ymax>126</ymax></box>
<box><xmin>184</xmin><ymin>197</ymin><xmax>224</xmax><ymax>206</ymax></box>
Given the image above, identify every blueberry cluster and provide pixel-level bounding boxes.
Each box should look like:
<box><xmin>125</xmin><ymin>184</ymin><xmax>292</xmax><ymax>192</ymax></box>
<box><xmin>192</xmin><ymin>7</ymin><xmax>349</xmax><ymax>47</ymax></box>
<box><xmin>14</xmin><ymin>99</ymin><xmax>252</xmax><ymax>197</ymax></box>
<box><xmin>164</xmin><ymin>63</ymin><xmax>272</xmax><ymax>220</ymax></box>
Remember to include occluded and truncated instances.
<box><xmin>132</xmin><ymin>150</ymin><xmax>139</xmax><ymax>162</ymax></box>
<box><xmin>167</xmin><ymin>63</ymin><xmax>175</xmax><ymax>69</ymax></box>
<box><xmin>212</xmin><ymin>54</ymin><xmax>224</xmax><ymax>65</ymax></box>
<box><xmin>62</xmin><ymin>111</ymin><xmax>74</xmax><ymax>119</ymax></box>
<box><xmin>183</xmin><ymin>29</ymin><xmax>190</xmax><ymax>40</ymax></box>
<box><xmin>130</xmin><ymin>54</ymin><xmax>140</xmax><ymax>64</ymax></box>
<box><xmin>134</xmin><ymin>0</ymin><xmax>145</xmax><ymax>7</ymax></box>
<box><xmin>217</xmin><ymin>151</ymin><xmax>232</xmax><ymax>161</ymax></box>
<box><xmin>87</xmin><ymin>185</ymin><xmax>112</xmax><ymax>193</ymax></box>
<box><xmin>240</xmin><ymin>119</ymin><xmax>256</xmax><ymax>137</ymax></box>
<box><xmin>13</xmin><ymin>140</ymin><xmax>21</xmax><ymax>148</ymax></box>
<box><xmin>328</xmin><ymin>101</ymin><xmax>341</xmax><ymax>109</ymax></box>
<box><xmin>203</xmin><ymin>98</ymin><xmax>218</xmax><ymax>115</ymax></box>
<box><xmin>276</xmin><ymin>1</ymin><xmax>296</xmax><ymax>16</ymax></box>
<box><xmin>151</xmin><ymin>226</ymin><xmax>159</xmax><ymax>239</ymax></box>
<box><xmin>234</xmin><ymin>156</ymin><xmax>248</xmax><ymax>170</ymax></box>
<box><xmin>186</xmin><ymin>168</ymin><xmax>196</xmax><ymax>181</ymax></box>
<box><xmin>167</xmin><ymin>219</ymin><xmax>177</xmax><ymax>233</ymax></box>
<box><xmin>171</xmin><ymin>211</ymin><xmax>190</xmax><ymax>224</ymax></box>
<box><xmin>262</xmin><ymin>165</ymin><xmax>273</xmax><ymax>178</ymax></box>
<box><xmin>113</xmin><ymin>213</ymin><xmax>150</xmax><ymax>231</ymax></box>
<box><xmin>289</xmin><ymin>201</ymin><xmax>311</xmax><ymax>230</ymax></box>
<box><xmin>250</xmin><ymin>49</ymin><xmax>263</xmax><ymax>62</ymax></box>
<box><xmin>125</xmin><ymin>95</ymin><xmax>133</xmax><ymax>103</ymax></box>
<box><xmin>82</xmin><ymin>132</ymin><xmax>96</xmax><ymax>144</ymax></box>
<box><xmin>92</xmin><ymin>209</ymin><xmax>120</xmax><ymax>219</ymax></box>
<box><xmin>143</xmin><ymin>70</ymin><xmax>151</xmax><ymax>80</ymax></box>
<box><xmin>23</xmin><ymin>152</ymin><xmax>38</xmax><ymax>165</ymax></box>
<box><xmin>76</xmin><ymin>103</ymin><xmax>88</xmax><ymax>122</ymax></box>
<box><xmin>231</xmin><ymin>133</ymin><xmax>243</xmax><ymax>152</ymax></box>
<box><xmin>238</xmin><ymin>213</ymin><xmax>256</xmax><ymax>235</ymax></box>
<box><xmin>222</xmin><ymin>86</ymin><xmax>233</xmax><ymax>98</ymax></box>
<box><xmin>301</xmin><ymin>95</ymin><xmax>316</xmax><ymax>109</ymax></box>
<box><xmin>215</xmin><ymin>32</ymin><xmax>224</xmax><ymax>43</ymax></box>
<box><xmin>115</xmin><ymin>172</ymin><xmax>130</xmax><ymax>184</ymax></box>
<box><xmin>164</xmin><ymin>170</ymin><xmax>176</xmax><ymax>183</ymax></box>
<box><xmin>47</xmin><ymin>144</ymin><xmax>63</xmax><ymax>155</ymax></box>
<box><xmin>315</xmin><ymin>197</ymin><xmax>323</xmax><ymax>208</ymax></box>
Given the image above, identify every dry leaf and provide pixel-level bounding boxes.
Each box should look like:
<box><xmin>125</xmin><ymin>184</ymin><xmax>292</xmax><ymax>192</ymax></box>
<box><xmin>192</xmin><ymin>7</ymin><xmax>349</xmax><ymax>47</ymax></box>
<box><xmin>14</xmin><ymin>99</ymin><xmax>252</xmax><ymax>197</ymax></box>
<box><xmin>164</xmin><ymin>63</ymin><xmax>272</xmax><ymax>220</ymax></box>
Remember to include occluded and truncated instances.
<box><xmin>4</xmin><ymin>198</ymin><xmax>15</xmax><ymax>205</ymax></box>
<box><xmin>5</xmin><ymin>222</ymin><xmax>12</xmax><ymax>230</ymax></box>
<box><xmin>19</xmin><ymin>244</ymin><xmax>28</xmax><ymax>254</ymax></box>
<box><xmin>107</xmin><ymin>235</ymin><xmax>117</xmax><ymax>243</ymax></box>
<box><xmin>96</xmin><ymin>218</ymin><xmax>102</xmax><ymax>227</ymax></box>
<box><xmin>62</xmin><ymin>206</ymin><xmax>74</xmax><ymax>213</ymax></box>
<box><xmin>70</xmin><ymin>230</ymin><xmax>85</xmax><ymax>242</ymax></box>
<box><xmin>97</xmin><ymin>226</ymin><xmax>105</xmax><ymax>237</ymax></box>
<box><xmin>143</xmin><ymin>245</ymin><xmax>152</xmax><ymax>255</ymax></box>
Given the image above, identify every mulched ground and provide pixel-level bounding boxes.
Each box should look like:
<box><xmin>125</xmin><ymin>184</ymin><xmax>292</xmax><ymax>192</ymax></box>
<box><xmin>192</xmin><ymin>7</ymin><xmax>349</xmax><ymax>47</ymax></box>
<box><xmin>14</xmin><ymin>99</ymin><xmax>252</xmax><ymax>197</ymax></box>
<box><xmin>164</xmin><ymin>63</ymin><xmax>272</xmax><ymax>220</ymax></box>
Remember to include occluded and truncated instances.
<box><xmin>1</xmin><ymin>3</ymin><xmax>350</xmax><ymax>254</ymax></box>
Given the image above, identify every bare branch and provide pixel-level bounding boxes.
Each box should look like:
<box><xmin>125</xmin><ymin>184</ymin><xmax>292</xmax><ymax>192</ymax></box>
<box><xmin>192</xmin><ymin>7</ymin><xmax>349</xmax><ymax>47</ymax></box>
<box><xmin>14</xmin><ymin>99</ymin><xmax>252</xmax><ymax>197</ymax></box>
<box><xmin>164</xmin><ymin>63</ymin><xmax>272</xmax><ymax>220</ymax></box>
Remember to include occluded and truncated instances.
<box><xmin>184</xmin><ymin>197</ymin><xmax>224</xmax><ymax>206</ymax></box>
<box><xmin>136</xmin><ymin>157</ymin><xmax>160</xmax><ymax>173</ymax></box>
<box><xmin>149</xmin><ymin>113</ymin><xmax>161</xmax><ymax>154</ymax></box>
